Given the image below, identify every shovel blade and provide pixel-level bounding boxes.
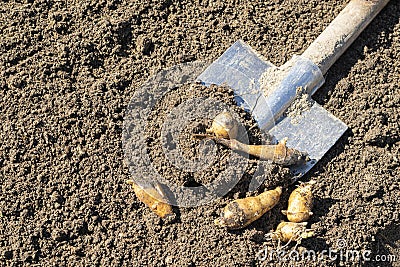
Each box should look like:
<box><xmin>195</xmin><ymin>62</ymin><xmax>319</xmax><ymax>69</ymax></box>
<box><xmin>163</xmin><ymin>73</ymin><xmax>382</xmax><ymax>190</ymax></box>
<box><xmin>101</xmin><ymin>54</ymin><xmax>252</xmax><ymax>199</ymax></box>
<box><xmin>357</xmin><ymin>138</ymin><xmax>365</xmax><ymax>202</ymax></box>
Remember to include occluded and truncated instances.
<box><xmin>269</xmin><ymin>102</ymin><xmax>347</xmax><ymax>176</ymax></box>
<box><xmin>197</xmin><ymin>40</ymin><xmax>347</xmax><ymax>177</ymax></box>
<box><xmin>198</xmin><ymin>41</ymin><xmax>274</xmax><ymax>127</ymax></box>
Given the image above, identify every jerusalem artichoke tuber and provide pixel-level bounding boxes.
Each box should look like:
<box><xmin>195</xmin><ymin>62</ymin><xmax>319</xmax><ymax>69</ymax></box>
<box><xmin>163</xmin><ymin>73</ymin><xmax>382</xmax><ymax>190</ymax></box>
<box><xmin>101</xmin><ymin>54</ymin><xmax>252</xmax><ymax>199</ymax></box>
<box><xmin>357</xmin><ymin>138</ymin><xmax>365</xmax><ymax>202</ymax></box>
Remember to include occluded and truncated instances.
<box><xmin>126</xmin><ymin>180</ymin><xmax>174</xmax><ymax>218</ymax></box>
<box><xmin>206</xmin><ymin>111</ymin><xmax>238</xmax><ymax>139</ymax></box>
<box><xmin>214</xmin><ymin>186</ymin><xmax>282</xmax><ymax>229</ymax></box>
<box><xmin>271</xmin><ymin>221</ymin><xmax>314</xmax><ymax>243</ymax></box>
<box><xmin>282</xmin><ymin>181</ymin><xmax>315</xmax><ymax>222</ymax></box>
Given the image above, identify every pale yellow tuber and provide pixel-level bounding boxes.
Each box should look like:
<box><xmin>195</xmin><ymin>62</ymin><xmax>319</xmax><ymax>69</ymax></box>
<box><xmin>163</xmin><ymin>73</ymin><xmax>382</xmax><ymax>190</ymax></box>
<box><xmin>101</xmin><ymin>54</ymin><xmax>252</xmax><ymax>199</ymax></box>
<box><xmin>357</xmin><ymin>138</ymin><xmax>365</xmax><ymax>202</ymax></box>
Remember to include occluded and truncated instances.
<box><xmin>126</xmin><ymin>180</ymin><xmax>174</xmax><ymax>218</ymax></box>
<box><xmin>206</xmin><ymin>111</ymin><xmax>238</xmax><ymax>139</ymax></box>
<box><xmin>282</xmin><ymin>181</ymin><xmax>315</xmax><ymax>222</ymax></box>
<box><xmin>271</xmin><ymin>221</ymin><xmax>314</xmax><ymax>243</ymax></box>
<box><xmin>214</xmin><ymin>186</ymin><xmax>282</xmax><ymax>229</ymax></box>
<box><xmin>213</xmin><ymin>137</ymin><xmax>308</xmax><ymax>166</ymax></box>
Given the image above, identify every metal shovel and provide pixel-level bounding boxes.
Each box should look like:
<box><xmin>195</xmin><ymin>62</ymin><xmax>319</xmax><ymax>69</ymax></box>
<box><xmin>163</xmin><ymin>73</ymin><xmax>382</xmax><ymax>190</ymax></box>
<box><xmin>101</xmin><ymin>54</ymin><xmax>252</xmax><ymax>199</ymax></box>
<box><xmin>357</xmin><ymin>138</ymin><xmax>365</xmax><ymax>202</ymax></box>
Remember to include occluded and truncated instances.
<box><xmin>197</xmin><ymin>0</ymin><xmax>390</xmax><ymax>177</ymax></box>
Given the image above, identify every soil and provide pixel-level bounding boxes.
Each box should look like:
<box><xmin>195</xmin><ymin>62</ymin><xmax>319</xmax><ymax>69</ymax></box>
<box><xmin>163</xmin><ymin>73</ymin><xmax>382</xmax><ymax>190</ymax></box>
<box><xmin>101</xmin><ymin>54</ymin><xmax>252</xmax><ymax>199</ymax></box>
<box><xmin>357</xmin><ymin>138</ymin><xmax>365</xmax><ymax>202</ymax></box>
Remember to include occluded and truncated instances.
<box><xmin>285</xmin><ymin>86</ymin><xmax>314</xmax><ymax>124</ymax></box>
<box><xmin>143</xmin><ymin>83</ymin><xmax>290</xmax><ymax>203</ymax></box>
<box><xmin>1</xmin><ymin>0</ymin><xmax>399</xmax><ymax>267</ymax></box>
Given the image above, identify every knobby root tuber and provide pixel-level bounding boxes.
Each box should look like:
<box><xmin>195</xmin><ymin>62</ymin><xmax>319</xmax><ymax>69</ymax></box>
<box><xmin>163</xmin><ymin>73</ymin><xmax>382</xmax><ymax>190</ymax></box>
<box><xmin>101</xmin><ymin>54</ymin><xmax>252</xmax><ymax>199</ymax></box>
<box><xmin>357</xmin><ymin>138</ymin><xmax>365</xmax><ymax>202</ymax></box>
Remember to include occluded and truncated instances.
<box><xmin>215</xmin><ymin>186</ymin><xmax>282</xmax><ymax>229</ymax></box>
<box><xmin>214</xmin><ymin>137</ymin><xmax>308</xmax><ymax>166</ymax></box>
<box><xmin>206</xmin><ymin>111</ymin><xmax>238</xmax><ymax>139</ymax></box>
<box><xmin>271</xmin><ymin>221</ymin><xmax>314</xmax><ymax>243</ymax></box>
<box><xmin>126</xmin><ymin>180</ymin><xmax>174</xmax><ymax>218</ymax></box>
<box><xmin>282</xmin><ymin>181</ymin><xmax>315</xmax><ymax>222</ymax></box>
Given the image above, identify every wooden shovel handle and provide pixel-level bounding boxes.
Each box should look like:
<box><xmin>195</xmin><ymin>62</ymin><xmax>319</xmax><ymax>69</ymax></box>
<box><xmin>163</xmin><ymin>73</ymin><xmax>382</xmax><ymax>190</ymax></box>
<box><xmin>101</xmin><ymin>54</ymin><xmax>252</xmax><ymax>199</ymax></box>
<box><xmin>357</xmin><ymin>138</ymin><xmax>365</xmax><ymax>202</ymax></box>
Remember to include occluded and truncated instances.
<box><xmin>301</xmin><ymin>0</ymin><xmax>390</xmax><ymax>75</ymax></box>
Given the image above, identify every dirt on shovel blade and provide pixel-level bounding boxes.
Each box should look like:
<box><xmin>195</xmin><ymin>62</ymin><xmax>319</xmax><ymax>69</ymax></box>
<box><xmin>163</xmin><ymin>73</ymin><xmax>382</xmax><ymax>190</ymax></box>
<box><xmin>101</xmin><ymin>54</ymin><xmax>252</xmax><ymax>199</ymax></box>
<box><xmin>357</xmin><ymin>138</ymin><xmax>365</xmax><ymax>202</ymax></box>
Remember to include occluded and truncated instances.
<box><xmin>0</xmin><ymin>0</ymin><xmax>399</xmax><ymax>266</ymax></box>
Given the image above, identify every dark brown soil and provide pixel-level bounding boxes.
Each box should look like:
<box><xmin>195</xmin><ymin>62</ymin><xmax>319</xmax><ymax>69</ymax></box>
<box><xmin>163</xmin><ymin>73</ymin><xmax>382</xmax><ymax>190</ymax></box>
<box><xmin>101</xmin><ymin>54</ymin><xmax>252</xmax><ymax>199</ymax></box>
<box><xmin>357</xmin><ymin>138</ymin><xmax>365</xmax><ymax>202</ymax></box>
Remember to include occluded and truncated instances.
<box><xmin>1</xmin><ymin>0</ymin><xmax>399</xmax><ymax>266</ymax></box>
<box><xmin>143</xmin><ymin>83</ymin><xmax>290</xmax><ymax>201</ymax></box>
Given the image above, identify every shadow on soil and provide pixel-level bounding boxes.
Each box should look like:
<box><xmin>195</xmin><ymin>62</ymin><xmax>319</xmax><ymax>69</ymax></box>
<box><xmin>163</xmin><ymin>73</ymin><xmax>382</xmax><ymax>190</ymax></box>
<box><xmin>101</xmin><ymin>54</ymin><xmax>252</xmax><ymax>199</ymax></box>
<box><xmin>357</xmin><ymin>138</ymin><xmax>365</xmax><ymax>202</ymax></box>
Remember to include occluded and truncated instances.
<box><xmin>365</xmin><ymin>222</ymin><xmax>400</xmax><ymax>267</ymax></box>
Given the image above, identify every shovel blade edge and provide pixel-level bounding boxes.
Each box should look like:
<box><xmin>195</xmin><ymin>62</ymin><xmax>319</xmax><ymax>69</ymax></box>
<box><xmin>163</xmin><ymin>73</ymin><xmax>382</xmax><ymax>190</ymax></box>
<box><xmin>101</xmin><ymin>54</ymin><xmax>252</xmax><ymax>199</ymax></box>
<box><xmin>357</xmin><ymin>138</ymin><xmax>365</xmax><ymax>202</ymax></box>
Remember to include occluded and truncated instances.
<box><xmin>197</xmin><ymin>41</ymin><xmax>348</xmax><ymax>177</ymax></box>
